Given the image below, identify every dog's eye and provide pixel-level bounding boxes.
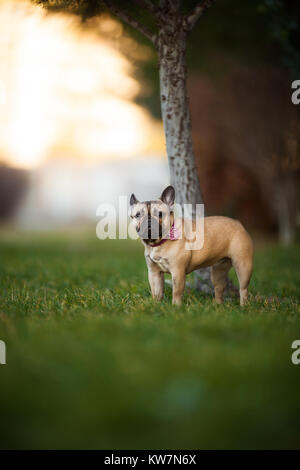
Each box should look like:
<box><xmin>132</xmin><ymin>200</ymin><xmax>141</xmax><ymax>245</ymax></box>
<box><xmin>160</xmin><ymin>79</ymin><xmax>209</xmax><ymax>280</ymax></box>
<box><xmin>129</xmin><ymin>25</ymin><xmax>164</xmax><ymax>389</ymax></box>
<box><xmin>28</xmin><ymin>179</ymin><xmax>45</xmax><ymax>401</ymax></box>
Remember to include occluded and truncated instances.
<box><xmin>135</xmin><ymin>212</ymin><xmax>141</xmax><ymax>218</ymax></box>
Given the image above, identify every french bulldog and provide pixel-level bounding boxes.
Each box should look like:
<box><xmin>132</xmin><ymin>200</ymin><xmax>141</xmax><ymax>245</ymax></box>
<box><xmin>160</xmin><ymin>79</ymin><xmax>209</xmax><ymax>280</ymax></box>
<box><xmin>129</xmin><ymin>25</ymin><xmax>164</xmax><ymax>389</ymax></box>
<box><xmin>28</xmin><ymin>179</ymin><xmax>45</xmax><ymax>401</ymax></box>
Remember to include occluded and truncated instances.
<box><xmin>130</xmin><ymin>186</ymin><xmax>253</xmax><ymax>306</ymax></box>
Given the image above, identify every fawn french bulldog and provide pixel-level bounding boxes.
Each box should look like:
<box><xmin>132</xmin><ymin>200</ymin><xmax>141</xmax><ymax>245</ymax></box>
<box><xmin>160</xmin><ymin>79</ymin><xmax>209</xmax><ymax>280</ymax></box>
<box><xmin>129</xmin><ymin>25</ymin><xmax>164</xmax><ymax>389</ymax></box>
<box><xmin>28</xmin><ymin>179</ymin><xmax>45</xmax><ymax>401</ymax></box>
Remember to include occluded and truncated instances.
<box><xmin>130</xmin><ymin>186</ymin><xmax>253</xmax><ymax>306</ymax></box>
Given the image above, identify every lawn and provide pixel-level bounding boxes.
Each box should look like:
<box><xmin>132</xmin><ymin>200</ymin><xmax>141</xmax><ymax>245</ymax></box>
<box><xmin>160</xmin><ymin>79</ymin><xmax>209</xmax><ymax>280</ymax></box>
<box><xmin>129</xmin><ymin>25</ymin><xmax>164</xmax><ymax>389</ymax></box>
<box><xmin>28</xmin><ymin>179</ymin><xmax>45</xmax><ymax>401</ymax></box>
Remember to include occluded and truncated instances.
<box><xmin>0</xmin><ymin>229</ymin><xmax>299</xmax><ymax>449</ymax></box>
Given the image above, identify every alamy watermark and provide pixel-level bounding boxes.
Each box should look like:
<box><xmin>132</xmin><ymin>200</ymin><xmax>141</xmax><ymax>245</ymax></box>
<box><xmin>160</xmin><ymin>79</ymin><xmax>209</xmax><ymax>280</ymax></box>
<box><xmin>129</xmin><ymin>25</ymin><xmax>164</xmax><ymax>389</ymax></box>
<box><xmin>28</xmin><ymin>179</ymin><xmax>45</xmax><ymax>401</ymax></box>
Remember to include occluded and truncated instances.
<box><xmin>96</xmin><ymin>196</ymin><xmax>204</xmax><ymax>250</ymax></box>
<box><xmin>0</xmin><ymin>340</ymin><xmax>6</xmax><ymax>365</ymax></box>
<box><xmin>291</xmin><ymin>340</ymin><xmax>300</xmax><ymax>365</ymax></box>
<box><xmin>291</xmin><ymin>80</ymin><xmax>300</xmax><ymax>104</ymax></box>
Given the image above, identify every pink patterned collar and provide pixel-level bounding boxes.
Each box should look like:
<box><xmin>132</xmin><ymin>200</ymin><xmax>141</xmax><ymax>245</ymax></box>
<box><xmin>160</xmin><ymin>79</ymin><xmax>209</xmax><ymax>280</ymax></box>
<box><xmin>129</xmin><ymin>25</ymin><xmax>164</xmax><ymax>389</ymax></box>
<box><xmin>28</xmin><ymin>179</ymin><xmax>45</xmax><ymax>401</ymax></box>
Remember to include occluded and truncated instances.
<box><xmin>149</xmin><ymin>223</ymin><xmax>179</xmax><ymax>247</ymax></box>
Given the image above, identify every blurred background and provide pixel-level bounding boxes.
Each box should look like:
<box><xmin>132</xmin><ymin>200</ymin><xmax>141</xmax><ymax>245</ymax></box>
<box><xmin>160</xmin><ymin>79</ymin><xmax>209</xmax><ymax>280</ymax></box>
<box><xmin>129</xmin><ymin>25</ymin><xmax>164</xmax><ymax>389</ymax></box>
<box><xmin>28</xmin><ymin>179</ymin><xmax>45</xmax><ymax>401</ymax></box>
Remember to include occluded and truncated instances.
<box><xmin>0</xmin><ymin>0</ymin><xmax>300</xmax><ymax>450</ymax></box>
<box><xmin>0</xmin><ymin>0</ymin><xmax>299</xmax><ymax>242</ymax></box>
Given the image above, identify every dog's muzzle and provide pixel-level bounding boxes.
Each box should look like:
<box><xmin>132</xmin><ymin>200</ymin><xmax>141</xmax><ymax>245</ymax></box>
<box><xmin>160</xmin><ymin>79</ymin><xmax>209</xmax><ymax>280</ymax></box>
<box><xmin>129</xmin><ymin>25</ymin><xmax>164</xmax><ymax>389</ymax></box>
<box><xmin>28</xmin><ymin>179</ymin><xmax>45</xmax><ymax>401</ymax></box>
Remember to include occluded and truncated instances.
<box><xmin>138</xmin><ymin>217</ymin><xmax>161</xmax><ymax>240</ymax></box>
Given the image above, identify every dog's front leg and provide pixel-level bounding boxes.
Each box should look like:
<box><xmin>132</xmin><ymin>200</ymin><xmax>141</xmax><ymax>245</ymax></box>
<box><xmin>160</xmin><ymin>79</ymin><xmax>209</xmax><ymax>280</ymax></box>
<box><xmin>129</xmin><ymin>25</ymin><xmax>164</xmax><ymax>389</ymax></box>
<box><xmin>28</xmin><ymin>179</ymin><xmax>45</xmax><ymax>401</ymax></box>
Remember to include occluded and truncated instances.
<box><xmin>148</xmin><ymin>269</ymin><xmax>164</xmax><ymax>301</ymax></box>
<box><xmin>171</xmin><ymin>268</ymin><xmax>186</xmax><ymax>305</ymax></box>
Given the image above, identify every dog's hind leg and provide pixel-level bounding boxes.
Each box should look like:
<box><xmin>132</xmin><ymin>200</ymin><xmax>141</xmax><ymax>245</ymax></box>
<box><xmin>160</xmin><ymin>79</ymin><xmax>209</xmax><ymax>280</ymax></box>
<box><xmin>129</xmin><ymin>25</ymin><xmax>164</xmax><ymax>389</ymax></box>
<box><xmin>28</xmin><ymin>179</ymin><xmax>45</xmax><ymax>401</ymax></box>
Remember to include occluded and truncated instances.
<box><xmin>233</xmin><ymin>258</ymin><xmax>253</xmax><ymax>306</ymax></box>
<box><xmin>211</xmin><ymin>258</ymin><xmax>232</xmax><ymax>304</ymax></box>
<box><xmin>230</xmin><ymin>230</ymin><xmax>253</xmax><ymax>306</ymax></box>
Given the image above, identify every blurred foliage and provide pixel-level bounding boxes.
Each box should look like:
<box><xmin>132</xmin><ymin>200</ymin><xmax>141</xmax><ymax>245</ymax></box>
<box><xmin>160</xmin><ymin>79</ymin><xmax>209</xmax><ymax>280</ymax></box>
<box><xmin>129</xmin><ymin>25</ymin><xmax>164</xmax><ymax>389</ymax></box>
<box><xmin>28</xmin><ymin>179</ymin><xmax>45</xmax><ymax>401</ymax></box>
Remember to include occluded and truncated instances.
<box><xmin>259</xmin><ymin>0</ymin><xmax>300</xmax><ymax>79</ymax></box>
<box><xmin>33</xmin><ymin>1</ymin><xmax>300</xmax><ymax>117</ymax></box>
<box><xmin>188</xmin><ymin>0</ymin><xmax>300</xmax><ymax>71</ymax></box>
<box><xmin>0</xmin><ymin>232</ymin><xmax>299</xmax><ymax>448</ymax></box>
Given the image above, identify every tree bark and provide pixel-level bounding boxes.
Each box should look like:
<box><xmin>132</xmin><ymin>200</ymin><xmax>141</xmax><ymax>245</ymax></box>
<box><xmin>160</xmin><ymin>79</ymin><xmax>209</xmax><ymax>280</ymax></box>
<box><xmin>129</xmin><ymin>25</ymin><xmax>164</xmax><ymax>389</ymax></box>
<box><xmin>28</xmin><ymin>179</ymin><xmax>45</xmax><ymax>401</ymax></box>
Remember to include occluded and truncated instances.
<box><xmin>158</xmin><ymin>28</ymin><xmax>202</xmax><ymax>211</ymax></box>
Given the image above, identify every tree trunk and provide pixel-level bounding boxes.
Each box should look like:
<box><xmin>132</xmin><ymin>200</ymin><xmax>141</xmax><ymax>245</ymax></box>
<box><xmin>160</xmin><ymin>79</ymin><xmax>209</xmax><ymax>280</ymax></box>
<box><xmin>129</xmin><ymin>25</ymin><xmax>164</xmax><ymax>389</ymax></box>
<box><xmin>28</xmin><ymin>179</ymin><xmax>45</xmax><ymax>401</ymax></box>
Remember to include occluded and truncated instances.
<box><xmin>158</xmin><ymin>28</ymin><xmax>202</xmax><ymax>211</ymax></box>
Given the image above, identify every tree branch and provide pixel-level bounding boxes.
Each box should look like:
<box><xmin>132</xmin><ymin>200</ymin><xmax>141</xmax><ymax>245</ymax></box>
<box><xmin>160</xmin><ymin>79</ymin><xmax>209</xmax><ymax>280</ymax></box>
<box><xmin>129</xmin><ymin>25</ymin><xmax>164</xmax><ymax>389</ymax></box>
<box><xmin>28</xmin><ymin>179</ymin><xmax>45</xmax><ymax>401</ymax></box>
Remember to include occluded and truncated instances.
<box><xmin>159</xmin><ymin>0</ymin><xmax>180</xmax><ymax>12</ymax></box>
<box><xmin>101</xmin><ymin>0</ymin><xmax>157</xmax><ymax>43</ymax></box>
<box><xmin>133</xmin><ymin>0</ymin><xmax>159</xmax><ymax>16</ymax></box>
<box><xmin>184</xmin><ymin>0</ymin><xmax>216</xmax><ymax>31</ymax></box>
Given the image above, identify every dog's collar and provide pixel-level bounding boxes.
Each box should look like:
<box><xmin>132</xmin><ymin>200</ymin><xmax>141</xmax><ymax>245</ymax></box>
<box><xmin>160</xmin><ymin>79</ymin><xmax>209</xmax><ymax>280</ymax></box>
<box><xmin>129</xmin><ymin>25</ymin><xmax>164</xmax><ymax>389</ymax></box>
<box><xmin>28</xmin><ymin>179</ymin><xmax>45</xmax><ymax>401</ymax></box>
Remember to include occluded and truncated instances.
<box><xmin>149</xmin><ymin>223</ymin><xmax>179</xmax><ymax>247</ymax></box>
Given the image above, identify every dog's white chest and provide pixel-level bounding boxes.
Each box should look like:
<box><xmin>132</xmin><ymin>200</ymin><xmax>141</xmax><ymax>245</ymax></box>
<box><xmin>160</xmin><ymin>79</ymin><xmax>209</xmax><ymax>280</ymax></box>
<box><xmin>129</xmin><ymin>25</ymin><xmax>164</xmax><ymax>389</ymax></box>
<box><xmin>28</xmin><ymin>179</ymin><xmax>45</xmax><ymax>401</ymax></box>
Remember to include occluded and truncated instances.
<box><xmin>150</xmin><ymin>252</ymin><xmax>170</xmax><ymax>273</ymax></box>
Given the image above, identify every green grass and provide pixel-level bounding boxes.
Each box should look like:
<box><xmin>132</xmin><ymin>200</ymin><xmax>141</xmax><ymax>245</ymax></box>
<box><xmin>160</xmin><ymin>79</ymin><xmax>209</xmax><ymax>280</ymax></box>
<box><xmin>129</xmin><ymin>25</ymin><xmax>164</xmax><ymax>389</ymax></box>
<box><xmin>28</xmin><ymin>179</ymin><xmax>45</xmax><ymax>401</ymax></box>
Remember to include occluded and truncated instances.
<box><xmin>0</xmin><ymin>230</ymin><xmax>300</xmax><ymax>449</ymax></box>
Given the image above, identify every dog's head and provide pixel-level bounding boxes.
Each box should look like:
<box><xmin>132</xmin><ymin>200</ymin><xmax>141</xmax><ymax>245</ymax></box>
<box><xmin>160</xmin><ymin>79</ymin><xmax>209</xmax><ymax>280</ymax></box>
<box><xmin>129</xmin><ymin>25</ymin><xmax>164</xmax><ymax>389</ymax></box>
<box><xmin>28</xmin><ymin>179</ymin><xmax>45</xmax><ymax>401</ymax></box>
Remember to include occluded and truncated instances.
<box><xmin>129</xmin><ymin>186</ymin><xmax>175</xmax><ymax>244</ymax></box>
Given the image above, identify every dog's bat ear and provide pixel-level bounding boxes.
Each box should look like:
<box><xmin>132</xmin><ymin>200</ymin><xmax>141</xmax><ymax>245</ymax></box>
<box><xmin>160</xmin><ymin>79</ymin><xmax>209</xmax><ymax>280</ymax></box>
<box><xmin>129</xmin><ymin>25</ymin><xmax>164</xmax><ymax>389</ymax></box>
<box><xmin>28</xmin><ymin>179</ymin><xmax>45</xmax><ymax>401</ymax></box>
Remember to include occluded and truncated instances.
<box><xmin>130</xmin><ymin>193</ymin><xmax>138</xmax><ymax>206</ymax></box>
<box><xmin>160</xmin><ymin>185</ymin><xmax>175</xmax><ymax>206</ymax></box>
